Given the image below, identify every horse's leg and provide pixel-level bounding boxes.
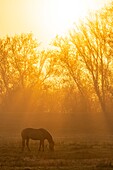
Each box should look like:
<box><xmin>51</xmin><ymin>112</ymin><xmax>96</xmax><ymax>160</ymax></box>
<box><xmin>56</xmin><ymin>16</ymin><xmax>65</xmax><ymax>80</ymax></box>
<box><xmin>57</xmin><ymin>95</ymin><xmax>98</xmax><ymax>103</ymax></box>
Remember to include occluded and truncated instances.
<box><xmin>26</xmin><ymin>138</ymin><xmax>30</xmax><ymax>151</ymax></box>
<box><xmin>38</xmin><ymin>140</ymin><xmax>41</xmax><ymax>151</ymax></box>
<box><xmin>22</xmin><ymin>138</ymin><xmax>25</xmax><ymax>151</ymax></box>
<box><xmin>42</xmin><ymin>140</ymin><xmax>44</xmax><ymax>152</ymax></box>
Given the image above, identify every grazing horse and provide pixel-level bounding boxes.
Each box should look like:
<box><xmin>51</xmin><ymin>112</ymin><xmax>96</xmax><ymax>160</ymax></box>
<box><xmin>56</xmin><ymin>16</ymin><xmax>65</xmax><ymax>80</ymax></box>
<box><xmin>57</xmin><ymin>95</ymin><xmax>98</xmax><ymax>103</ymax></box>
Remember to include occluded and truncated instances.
<box><xmin>21</xmin><ymin>128</ymin><xmax>54</xmax><ymax>151</ymax></box>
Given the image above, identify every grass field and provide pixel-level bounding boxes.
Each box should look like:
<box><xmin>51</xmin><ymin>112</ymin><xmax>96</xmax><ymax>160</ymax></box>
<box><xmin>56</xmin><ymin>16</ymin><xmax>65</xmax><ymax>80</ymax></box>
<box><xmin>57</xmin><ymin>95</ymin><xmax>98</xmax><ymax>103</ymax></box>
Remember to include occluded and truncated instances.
<box><xmin>0</xmin><ymin>134</ymin><xmax>113</xmax><ymax>170</ymax></box>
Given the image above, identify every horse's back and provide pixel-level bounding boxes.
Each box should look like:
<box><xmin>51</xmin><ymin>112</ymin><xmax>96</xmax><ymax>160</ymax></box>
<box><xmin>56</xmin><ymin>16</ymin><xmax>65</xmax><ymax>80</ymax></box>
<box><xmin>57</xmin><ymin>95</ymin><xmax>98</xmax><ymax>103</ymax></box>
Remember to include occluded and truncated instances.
<box><xmin>21</xmin><ymin>128</ymin><xmax>46</xmax><ymax>140</ymax></box>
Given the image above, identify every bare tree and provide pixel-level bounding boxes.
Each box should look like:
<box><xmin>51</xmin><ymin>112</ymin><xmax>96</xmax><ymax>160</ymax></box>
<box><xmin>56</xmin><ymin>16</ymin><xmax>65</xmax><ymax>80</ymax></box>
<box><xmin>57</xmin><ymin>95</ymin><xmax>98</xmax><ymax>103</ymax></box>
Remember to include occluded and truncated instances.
<box><xmin>0</xmin><ymin>33</ymin><xmax>55</xmax><ymax>112</ymax></box>
<box><xmin>52</xmin><ymin>35</ymin><xmax>89</xmax><ymax>113</ymax></box>
<box><xmin>70</xmin><ymin>5</ymin><xmax>113</xmax><ymax>115</ymax></box>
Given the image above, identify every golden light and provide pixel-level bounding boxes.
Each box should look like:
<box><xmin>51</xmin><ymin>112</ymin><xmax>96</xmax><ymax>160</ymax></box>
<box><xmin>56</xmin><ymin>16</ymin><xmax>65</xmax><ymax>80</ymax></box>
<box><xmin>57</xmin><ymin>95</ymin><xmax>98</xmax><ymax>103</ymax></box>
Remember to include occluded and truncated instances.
<box><xmin>29</xmin><ymin>0</ymin><xmax>109</xmax><ymax>46</ymax></box>
<box><xmin>0</xmin><ymin>0</ymin><xmax>110</xmax><ymax>47</ymax></box>
<box><xmin>43</xmin><ymin>0</ymin><xmax>94</xmax><ymax>35</ymax></box>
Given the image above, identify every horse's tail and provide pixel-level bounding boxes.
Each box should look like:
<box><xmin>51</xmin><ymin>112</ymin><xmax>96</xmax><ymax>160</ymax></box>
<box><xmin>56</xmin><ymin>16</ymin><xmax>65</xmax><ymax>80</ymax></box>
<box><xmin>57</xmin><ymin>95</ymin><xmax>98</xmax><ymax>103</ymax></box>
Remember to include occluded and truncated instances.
<box><xmin>21</xmin><ymin>128</ymin><xmax>28</xmax><ymax>139</ymax></box>
<box><xmin>21</xmin><ymin>131</ymin><xmax>24</xmax><ymax>151</ymax></box>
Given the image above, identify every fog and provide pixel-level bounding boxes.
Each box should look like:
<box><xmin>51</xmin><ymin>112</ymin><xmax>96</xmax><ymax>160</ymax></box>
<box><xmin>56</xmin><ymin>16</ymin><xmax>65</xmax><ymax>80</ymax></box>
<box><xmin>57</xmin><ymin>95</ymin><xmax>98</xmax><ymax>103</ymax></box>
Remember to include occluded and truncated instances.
<box><xmin>0</xmin><ymin>109</ymin><xmax>112</xmax><ymax>139</ymax></box>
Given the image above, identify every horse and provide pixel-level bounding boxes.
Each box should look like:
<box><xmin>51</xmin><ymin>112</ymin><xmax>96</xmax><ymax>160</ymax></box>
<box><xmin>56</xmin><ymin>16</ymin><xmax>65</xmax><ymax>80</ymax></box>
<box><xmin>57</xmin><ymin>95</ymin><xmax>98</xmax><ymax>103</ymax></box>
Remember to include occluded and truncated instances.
<box><xmin>21</xmin><ymin>128</ymin><xmax>54</xmax><ymax>152</ymax></box>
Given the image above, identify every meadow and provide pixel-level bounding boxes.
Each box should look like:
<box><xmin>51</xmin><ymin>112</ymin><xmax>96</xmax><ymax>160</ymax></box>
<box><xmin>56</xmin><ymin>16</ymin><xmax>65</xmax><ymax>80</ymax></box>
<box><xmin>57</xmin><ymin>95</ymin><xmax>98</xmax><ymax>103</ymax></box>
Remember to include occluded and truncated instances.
<box><xmin>0</xmin><ymin>133</ymin><xmax>113</xmax><ymax>170</ymax></box>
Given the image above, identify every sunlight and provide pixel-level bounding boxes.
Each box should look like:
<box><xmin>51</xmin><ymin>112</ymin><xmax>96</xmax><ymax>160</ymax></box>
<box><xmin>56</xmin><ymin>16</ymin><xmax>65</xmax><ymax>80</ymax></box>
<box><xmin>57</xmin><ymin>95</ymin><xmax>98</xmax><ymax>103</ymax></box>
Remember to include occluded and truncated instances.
<box><xmin>0</xmin><ymin>0</ymin><xmax>110</xmax><ymax>47</ymax></box>
<box><xmin>31</xmin><ymin>0</ymin><xmax>108</xmax><ymax>46</ymax></box>
<box><xmin>47</xmin><ymin>0</ymin><xmax>94</xmax><ymax>35</ymax></box>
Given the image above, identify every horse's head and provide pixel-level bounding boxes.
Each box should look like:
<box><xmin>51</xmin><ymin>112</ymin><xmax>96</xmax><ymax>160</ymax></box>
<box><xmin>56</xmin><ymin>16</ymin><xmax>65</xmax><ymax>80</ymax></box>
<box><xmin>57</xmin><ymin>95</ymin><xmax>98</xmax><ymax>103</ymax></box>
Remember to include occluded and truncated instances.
<box><xmin>49</xmin><ymin>140</ymin><xmax>54</xmax><ymax>151</ymax></box>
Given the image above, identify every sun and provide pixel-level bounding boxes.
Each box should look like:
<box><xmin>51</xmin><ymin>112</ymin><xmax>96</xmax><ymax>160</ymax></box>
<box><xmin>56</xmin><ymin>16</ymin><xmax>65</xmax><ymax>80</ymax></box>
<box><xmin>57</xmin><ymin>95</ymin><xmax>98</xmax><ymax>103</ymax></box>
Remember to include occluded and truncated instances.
<box><xmin>41</xmin><ymin>0</ymin><xmax>99</xmax><ymax>34</ymax></box>
<box><xmin>0</xmin><ymin>0</ymin><xmax>109</xmax><ymax>47</ymax></box>
<box><xmin>49</xmin><ymin>0</ymin><xmax>92</xmax><ymax>34</ymax></box>
<box><xmin>34</xmin><ymin>0</ymin><xmax>104</xmax><ymax>45</ymax></box>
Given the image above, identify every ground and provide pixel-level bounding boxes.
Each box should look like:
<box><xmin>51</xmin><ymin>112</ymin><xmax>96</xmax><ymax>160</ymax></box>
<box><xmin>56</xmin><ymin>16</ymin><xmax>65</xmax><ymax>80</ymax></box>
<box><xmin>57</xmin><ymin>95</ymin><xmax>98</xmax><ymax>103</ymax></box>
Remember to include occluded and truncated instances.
<box><xmin>0</xmin><ymin>133</ymin><xmax>113</xmax><ymax>170</ymax></box>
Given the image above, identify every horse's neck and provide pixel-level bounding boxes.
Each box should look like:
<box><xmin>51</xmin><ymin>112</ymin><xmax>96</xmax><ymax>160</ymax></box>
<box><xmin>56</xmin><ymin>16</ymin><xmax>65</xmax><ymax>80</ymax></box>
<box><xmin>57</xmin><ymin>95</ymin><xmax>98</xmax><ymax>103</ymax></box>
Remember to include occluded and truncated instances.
<box><xmin>46</xmin><ymin>135</ymin><xmax>53</xmax><ymax>143</ymax></box>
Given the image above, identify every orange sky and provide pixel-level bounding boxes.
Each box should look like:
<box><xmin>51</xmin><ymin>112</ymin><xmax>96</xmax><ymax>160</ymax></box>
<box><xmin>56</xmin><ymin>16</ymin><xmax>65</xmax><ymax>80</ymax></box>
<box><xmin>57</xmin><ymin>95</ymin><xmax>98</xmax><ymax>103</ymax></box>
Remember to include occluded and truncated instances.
<box><xmin>0</xmin><ymin>0</ymin><xmax>110</xmax><ymax>47</ymax></box>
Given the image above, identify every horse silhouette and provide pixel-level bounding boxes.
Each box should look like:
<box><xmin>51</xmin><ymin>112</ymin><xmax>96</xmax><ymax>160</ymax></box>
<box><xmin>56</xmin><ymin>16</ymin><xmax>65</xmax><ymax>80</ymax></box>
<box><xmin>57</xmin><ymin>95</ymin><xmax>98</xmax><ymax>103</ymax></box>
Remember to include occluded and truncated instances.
<box><xmin>21</xmin><ymin>128</ymin><xmax>54</xmax><ymax>151</ymax></box>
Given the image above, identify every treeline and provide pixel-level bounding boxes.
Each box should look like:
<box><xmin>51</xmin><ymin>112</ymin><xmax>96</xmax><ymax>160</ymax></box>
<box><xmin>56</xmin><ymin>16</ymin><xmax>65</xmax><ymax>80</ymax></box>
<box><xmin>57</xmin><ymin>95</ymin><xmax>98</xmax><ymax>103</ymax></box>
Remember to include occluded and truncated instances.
<box><xmin>0</xmin><ymin>2</ymin><xmax>113</xmax><ymax>133</ymax></box>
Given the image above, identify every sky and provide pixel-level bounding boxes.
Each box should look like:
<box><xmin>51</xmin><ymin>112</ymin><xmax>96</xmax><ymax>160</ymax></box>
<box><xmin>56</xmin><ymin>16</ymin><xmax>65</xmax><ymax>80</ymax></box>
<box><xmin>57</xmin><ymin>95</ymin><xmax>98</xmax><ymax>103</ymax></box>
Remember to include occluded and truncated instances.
<box><xmin>0</xmin><ymin>0</ymin><xmax>111</xmax><ymax>47</ymax></box>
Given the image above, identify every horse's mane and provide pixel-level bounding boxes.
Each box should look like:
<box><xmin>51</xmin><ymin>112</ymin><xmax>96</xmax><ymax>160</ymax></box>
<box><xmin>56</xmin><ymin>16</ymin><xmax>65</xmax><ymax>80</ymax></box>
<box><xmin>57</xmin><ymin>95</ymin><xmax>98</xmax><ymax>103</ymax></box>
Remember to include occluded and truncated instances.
<box><xmin>38</xmin><ymin>128</ymin><xmax>54</xmax><ymax>143</ymax></box>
